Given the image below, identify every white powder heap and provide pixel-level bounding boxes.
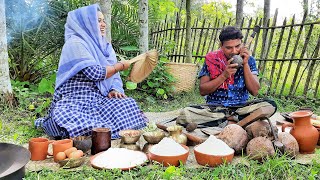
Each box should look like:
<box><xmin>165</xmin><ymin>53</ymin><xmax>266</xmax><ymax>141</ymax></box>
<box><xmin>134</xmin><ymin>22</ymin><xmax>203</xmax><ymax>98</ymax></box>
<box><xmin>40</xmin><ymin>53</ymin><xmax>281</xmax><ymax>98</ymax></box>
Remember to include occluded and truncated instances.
<box><xmin>149</xmin><ymin>137</ymin><xmax>188</xmax><ymax>156</ymax></box>
<box><xmin>92</xmin><ymin>148</ymin><xmax>147</xmax><ymax>169</ymax></box>
<box><xmin>195</xmin><ymin>135</ymin><xmax>234</xmax><ymax>155</ymax></box>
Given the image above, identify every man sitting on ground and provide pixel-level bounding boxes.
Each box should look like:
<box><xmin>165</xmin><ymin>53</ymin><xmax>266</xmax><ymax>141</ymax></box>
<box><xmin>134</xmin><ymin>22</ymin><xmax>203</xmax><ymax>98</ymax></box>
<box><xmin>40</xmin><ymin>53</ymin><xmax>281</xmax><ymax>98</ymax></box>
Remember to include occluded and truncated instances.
<box><xmin>198</xmin><ymin>26</ymin><xmax>277</xmax><ymax>127</ymax></box>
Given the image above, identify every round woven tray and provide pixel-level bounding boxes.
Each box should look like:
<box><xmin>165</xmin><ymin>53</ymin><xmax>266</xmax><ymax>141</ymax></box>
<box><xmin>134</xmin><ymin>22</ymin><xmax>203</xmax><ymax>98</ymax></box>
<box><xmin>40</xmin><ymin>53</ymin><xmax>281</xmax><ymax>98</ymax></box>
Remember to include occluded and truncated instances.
<box><xmin>165</xmin><ymin>62</ymin><xmax>199</xmax><ymax>93</ymax></box>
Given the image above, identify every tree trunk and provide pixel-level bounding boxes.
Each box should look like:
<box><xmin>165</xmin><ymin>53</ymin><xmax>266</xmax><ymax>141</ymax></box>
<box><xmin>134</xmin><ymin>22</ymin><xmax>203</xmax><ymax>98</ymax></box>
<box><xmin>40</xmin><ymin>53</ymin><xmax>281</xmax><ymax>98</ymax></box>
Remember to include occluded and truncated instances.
<box><xmin>235</xmin><ymin>0</ymin><xmax>244</xmax><ymax>27</ymax></box>
<box><xmin>99</xmin><ymin>0</ymin><xmax>112</xmax><ymax>43</ymax></box>
<box><xmin>185</xmin><ymin>0</ymin><xmax>192</xmax><ymax>63</ymax></box>
<box><xmin>139</xmin><ymin>0</ymin><xmax>148</xmax><ymax>53</ymax></box>
<box><xmin>264</xmin><ymin>0</ymin><xmax>270</xmax><ymax>27</ymax></box>
<box><xmin>0</xmin><ymin>0</ymin><xmax>13</xmax><ymax>95</ymax></box>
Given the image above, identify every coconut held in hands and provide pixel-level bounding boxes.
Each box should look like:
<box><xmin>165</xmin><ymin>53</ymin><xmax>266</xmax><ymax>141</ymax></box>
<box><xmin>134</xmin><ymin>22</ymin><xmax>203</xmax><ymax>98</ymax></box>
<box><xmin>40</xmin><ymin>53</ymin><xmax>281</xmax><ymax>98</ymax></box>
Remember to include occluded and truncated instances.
<box><xmin>218</xmin><ymin>124</ymin><xmax>248</xmax><ymax>154</ymax></box>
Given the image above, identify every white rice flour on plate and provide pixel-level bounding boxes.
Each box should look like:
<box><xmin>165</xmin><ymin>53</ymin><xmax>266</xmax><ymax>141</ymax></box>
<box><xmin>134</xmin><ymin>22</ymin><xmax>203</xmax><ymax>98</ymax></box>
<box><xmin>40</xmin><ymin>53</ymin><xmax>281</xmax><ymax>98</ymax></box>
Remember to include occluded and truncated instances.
<box><xmin>150</xmin><ymin>137</ymin><xmax>188</xmax><ymax>156</ymax></box>
<box><xmin>92</xmin><ymin>148</ymin><xmax>147</xmax><ymax>169</ymax></box>
<box><xmin>195</xmin><ymin>135</ymin><xmax>234</xmax><ymax>155</ymax></box>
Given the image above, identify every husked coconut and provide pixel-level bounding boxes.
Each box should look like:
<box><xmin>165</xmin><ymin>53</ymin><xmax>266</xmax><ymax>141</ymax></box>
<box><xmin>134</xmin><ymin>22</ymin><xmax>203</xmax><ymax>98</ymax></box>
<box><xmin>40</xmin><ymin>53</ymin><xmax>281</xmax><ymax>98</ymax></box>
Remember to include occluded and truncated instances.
<box><xmin>246</xmin><ymin>137</ymin><xmax>275</xmax><ymax>161</ymax></box>
<box><xmin>278</xmin><ymin>132</ymin><xmax>299</xmax><ymax>157</ymax></box>
<box><xmin>218</xmin><ymin>124</ymin><xmax>248</xmax><ymax>154</ymax></box>
<box><xmin>245</xmin><ymin>120</ymin><xmax>277</xmax><ymax>140</ymax></box>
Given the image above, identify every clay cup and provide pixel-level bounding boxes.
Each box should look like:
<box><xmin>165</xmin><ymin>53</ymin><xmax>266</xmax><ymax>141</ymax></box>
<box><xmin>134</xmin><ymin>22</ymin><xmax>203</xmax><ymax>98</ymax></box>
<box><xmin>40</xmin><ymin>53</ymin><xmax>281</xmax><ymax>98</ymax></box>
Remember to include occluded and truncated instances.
<box><xmin>29</xmin><ymin>137</ymin><xmax>54</xmax><ymax>161</ymax></box>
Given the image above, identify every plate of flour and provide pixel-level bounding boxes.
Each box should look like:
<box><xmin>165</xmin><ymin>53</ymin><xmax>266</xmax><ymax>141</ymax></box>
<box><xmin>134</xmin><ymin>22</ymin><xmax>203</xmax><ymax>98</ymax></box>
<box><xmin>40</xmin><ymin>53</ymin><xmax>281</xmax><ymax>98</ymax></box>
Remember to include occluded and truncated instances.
<box><xmin>90</xmin><ymin>148</ymin><xmax>148</xmax><ymax>170</ymax></box>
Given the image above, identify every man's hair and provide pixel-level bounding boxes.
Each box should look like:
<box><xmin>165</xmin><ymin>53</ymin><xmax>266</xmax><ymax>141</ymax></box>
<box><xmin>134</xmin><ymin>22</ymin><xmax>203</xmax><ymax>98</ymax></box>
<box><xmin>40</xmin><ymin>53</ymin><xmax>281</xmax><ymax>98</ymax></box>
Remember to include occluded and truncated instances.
<box><xmin>219</xmin><ymin>26</ymin><xmax>243</xmax><ymax>44</ymax></box>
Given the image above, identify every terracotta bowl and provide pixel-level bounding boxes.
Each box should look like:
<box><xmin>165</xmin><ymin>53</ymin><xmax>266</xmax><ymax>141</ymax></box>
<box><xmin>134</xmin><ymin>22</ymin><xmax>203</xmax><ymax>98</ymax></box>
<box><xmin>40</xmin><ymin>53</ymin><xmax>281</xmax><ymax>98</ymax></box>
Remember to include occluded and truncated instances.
<box><xmin>194</xmin><ymin>146</ymin><xmax>234</xmax><ymax>167</ymax></box>
<box><xmin>148</xmin><ymin>144</ymin><xmax>189</xmax><ymax>167</ymax></box>
<box><xmin>143</xmin><ymin>131</ymin><xmax>165</xmax><ymax>144</ymax></box>
<box><xmin>119</xmin><ymin>129</ymin><xmax>141</xmax><ymax>144</ymax></box>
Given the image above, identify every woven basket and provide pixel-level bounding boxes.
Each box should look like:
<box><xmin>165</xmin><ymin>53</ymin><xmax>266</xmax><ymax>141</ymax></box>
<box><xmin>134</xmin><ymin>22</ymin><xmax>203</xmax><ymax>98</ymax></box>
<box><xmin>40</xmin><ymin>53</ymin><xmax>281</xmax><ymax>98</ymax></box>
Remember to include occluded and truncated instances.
<box><xmin>165</xmin><ymin>62</ymin><xmax>199</xmax><ymax>93</ymax></box>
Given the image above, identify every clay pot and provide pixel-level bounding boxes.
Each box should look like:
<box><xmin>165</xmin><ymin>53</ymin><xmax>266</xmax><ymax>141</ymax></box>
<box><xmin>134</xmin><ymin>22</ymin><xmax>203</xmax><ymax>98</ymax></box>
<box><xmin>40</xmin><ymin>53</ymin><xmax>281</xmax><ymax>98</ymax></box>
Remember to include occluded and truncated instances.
<box><xmin>52</xmin><ymin>139</ymin><xmax>73</xmax><ymax>162</ymax></box>
<box><xmin>28</xmin><ymin>137</ymin><xmax>54</xmax><ymax>161</ymax></box>
<box><xmin>167</xmin><ymin>125</ymin><xmax>187</xmax><ymax>145</ymax></box>
<box><xmin>91</xmin><ymin>128</ymin><xmax>111</xmax><ymax>155</ymax></box>
<box><xmin>282</xmin><ymin>110</ymin><xmax>319</xmax><ymax>154</ymax></box>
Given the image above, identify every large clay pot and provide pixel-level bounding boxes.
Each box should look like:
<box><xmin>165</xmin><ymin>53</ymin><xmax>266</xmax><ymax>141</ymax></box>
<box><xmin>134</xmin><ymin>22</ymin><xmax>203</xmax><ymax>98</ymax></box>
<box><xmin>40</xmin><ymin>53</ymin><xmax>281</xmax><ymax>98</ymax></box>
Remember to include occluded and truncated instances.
<box><xmin>282</xmin><ymin>110</ymin><xmax>319</xmax><ymax>154</ymax></box>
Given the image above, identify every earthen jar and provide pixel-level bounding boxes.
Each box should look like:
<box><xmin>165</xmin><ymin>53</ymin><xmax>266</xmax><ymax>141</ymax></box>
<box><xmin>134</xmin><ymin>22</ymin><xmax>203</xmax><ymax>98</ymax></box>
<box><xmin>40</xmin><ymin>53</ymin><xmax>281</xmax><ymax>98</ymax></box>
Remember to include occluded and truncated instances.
<box><xmin>91</xmin><ymin>128</ymin><xmax>111</xmax><ymax>155</ymax></box>
<box><xmin>282</xmin><ymin>110</ymin><xmax>319</xmax><ymax>154</ymax></box>
<box><xmin>29</xmin><ymin>137</ymin><xmax>54</xmax><ymax>161</ymax></box>
<box><xmin>52</xmin><ymin>139</ymin><xmax>73</xmax><ymax>162</ymax></box>
<box><xmin>167</xmin><ymin>125</ymin><xmax>187</xmax><ymax>145</ymax></box>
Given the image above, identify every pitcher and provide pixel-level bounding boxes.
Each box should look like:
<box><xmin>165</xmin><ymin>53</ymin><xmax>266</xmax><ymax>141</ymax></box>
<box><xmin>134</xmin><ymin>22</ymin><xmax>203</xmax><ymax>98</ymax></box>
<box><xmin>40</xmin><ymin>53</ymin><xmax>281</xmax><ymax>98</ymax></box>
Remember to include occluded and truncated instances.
<box><xmin>282</xmin><ymin>110</ymin><xmax>319</xmax><ymax>154</ymax></box>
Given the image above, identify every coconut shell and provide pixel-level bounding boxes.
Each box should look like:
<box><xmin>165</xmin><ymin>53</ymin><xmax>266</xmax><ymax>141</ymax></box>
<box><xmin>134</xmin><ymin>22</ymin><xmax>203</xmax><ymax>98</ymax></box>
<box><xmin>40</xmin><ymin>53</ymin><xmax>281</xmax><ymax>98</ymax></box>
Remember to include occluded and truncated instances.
<box><xmin>231</xmin><ymin>55</ymin><xmax>243</xmax><ymax>68</ymax></box>
<box><xmin>218</xmin><ymin>124</ymin><xmax>248</xmax><ymax>154</ymax></box>
<box><xmin>278</xmin><ymin>132</ymin><xmax>299</xmax><ymax>157</ymax></box>
<box><xmin>245</xmin><ymin>120</ymin><xmax>277</xmax><ymax>140</ymax></box>
<box><xmin>246</xmin><ymin>137</ymin><xmax>275</xmax><ymax>161</ymax></box>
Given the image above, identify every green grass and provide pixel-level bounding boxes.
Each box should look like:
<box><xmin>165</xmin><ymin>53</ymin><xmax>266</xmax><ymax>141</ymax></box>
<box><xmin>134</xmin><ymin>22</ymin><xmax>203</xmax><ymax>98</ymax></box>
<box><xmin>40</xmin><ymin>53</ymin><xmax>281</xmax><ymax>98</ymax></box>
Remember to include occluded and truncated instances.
<box><xmin>24</xmin><ymin>153</ymin><xmax>320</xmax><ymax>179</ymax></box>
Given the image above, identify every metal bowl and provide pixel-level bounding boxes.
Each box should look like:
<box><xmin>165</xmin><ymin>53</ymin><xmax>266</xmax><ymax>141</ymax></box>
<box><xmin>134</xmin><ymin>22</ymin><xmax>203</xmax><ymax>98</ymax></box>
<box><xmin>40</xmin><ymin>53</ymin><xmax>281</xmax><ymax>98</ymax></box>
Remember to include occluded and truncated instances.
<box><xmin>119</xmin><ymin>129</ymin><xmax>141</xmax><ymax>144</ymax></box>
<box><xmin>0</xmin><ymin>143</ymin><xmax>30</xmax><ymax>179</ymax></box>
<box><xmin>143</xmin><ymin>131</ymin><xmax>165</xmax><ymax>144</ymax></box>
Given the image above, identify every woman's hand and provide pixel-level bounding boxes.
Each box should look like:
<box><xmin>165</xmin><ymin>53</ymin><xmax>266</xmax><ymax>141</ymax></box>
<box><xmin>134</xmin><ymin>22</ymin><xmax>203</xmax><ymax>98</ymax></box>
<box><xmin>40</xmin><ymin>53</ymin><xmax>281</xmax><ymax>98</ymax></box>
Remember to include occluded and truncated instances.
<box><xmin>119</xmin><ymin>61</ymin><xmax>130</xmax><ymax>71</ymax></box>
<box><xmin>114</xmin><ymin>61</ymin><xmax>130</xmax><ymax>71</ymax></box>
<box><xmin>107</xmin><ymin>90</ymin><xmax>127</xmax><ymax>98</ymax></box>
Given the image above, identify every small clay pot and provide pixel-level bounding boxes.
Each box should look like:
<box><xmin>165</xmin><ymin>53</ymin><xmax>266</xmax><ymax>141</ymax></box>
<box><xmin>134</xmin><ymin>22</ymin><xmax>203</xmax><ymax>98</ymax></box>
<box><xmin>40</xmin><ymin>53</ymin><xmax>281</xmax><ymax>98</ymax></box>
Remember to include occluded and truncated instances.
<box><xmin>29</xmin><ymin>137</ymin><xmax>54</xmax><ymax>161</ymax></box>
<box><xmin>52</xmin><ymin>139</ymin><xmax>73</xmax><ymax>162</ymax></box>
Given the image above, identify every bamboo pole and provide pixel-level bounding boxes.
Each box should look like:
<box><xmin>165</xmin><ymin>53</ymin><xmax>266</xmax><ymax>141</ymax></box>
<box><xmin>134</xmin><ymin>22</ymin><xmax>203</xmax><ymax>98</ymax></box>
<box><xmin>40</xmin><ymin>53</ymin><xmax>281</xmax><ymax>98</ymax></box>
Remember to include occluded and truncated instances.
<box><xmin>290</xmin><ymin>23</ymin><xmax>314</xmax><ymax>96</ymax></box>
<box><xmin>280</xmin><ymin>14</ymin><xmax>307</xmax><ymax>96</ymax></box>
<box><xmin>304</xmin><ymin>36</ymin><xmax>320</xmax><ymax>97</ymax></box>
<box><xmin>268</xmin><ymin>18</ymin><xmax>286</xmax><ymax>95</ymax></box>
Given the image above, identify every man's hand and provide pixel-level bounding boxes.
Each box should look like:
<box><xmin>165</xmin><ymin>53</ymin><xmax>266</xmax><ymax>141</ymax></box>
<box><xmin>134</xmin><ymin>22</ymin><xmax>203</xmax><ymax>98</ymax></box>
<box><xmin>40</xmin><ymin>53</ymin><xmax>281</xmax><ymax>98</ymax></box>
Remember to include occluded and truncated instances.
<box><xmin>108</xmin><ymin>90</ymin><xmax>127</xmax><ymax>98</ymax></box>
<box><xmin>240</xmin><ymin>46</ymin><xmax>250</xmax><ymax>65</ymax></box>
<box><xmin>222</xmin><ymin>58</ymin><xmax>238</xmax><ymax>78</ymax></box>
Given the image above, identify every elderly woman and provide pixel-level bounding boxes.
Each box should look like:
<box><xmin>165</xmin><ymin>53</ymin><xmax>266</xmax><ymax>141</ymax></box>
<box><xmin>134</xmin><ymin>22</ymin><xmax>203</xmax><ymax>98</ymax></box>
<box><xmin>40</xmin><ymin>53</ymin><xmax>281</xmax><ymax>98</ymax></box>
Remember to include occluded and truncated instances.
<box><xmin>35</xmin><ymin>4</ymin><xmax>147</xmax><ymax>139</ymax></box>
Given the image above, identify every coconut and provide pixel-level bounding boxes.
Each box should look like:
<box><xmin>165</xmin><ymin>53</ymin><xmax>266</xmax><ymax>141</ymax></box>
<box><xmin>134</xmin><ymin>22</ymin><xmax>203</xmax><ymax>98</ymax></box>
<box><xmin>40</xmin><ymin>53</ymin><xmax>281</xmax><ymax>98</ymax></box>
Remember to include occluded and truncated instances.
<box><xmin>218</xmin><ymin>124</ymin><xmax>248</xmax><ymax>154</ymax></box>
<box><xmin>231</xmin><ymin>55</ymin><xmax>243</xmax><ymax>68</ymax></box>
<box><xmin>246</xmin><ymin>137</ymin><xmax>275</xmax><ymax>161</ymax></box>
<box><xmin>245</xmin><ymin>120</ymin><xmax>277</xmax><ymax>140</ymax></box>
<box><xmin>278</xmin><ymin>132</ymin><xmax>299</xmax><ymax>157</ymax></box>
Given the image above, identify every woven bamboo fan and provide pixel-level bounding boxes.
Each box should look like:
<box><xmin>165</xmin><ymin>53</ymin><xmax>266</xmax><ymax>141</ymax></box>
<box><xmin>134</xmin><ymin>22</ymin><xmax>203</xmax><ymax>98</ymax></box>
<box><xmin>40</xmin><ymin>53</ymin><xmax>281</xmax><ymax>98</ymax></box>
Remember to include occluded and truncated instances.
<box><xmin>127</xmin><ymin>49</ymin><xmax>158</xmax><ymax>83</ymax></box>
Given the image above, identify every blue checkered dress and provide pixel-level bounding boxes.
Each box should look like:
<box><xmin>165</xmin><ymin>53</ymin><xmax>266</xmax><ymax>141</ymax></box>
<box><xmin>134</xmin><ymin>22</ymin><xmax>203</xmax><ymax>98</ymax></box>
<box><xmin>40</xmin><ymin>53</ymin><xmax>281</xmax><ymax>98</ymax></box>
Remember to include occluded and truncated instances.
<box><xmin>35</xmin><ymin>65</ymin><xmax>147</xmax><ymax>139</ymax></box>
